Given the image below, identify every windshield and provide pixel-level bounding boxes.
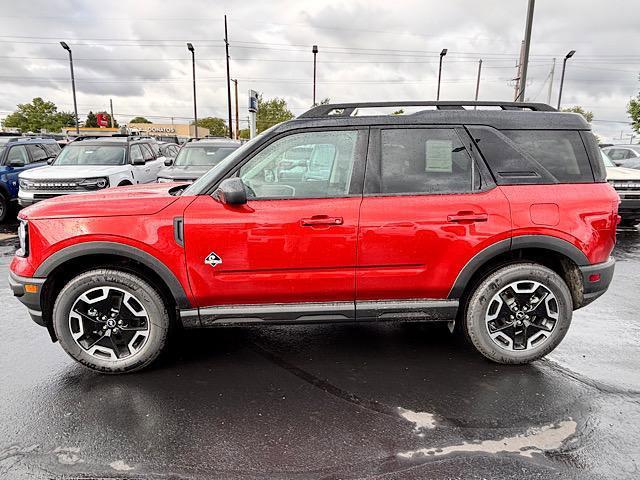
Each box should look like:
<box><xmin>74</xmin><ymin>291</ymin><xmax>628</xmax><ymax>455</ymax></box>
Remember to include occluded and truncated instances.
<box><xmin>183</xmin><ymin>128</ymin><xmax>275</xmax><ymax>195</ymax></box>
<box><xmin>601</xmin><ymin>150</ymin><xmax>615</xmax><ymax>167</ymax></box>
<box><xmin>174</xmin><ymin>145</ymin><xmax>237</xmax><ymax>167</ymax></box>
<box><xmin>53</xmin><ymin>145</ymin><xmax>126</xmax><ymax>166</ymax></box>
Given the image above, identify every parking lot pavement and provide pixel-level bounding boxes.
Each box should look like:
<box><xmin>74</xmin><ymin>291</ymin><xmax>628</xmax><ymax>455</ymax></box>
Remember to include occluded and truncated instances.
<box><xmin>0</xmin><ymin>230</ymin><xmax>638</xmax><ymax>480</ymax></box>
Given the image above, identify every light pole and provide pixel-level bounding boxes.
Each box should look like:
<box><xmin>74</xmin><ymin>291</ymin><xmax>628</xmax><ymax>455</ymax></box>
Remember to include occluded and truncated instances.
<box><xmin>187</xmin><ymin>43</ymin><xmax>198</xmax><ymax>139</ymax></box>
<box><xmin>518</xmin><ymin>0</ymin><xmax>535</xmax><ymax>102</ymax></box>
<box><xmin>437</xmin><ymin>48</ymin><xmax>447</xmax><ymax>101</ymax></box>
<box><xmin>60</xmin><ymin>42</ymin><xmax>79</xmax><ymax>135</ymax></box>
<box><xmin>557</xmin><ymin>50</ymin><xmax>575</xmax><ymax>110</ymax></box>
<box><xmin>312</xmin><ymin>45</ymin><xmax>318</xmax><ymax>105</ymax></box>
<box><xmin>232</xmin><ymin>78</ymin><xmax>239</xmax><ymax>140</ymax></box>
<box><xmin>474</xmin><ymin>59</ymin><xmax>483</xmax><ymax>102</ymax></box>
<box><xmin>224</xmin><ymin>15</ymin><xmax>233</xmax><ymax>139</ymax></box>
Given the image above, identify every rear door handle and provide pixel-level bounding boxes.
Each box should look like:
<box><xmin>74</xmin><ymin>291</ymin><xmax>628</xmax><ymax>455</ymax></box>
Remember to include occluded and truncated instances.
<box><xmin>447</xmin><ymin>212</ymin><xmax>488</xmax><ymax>223</ymax></box>
<box><xmin>301</xmin><ymin>215</ymin><xmax>344</xmax><ymax>226</ymax></box>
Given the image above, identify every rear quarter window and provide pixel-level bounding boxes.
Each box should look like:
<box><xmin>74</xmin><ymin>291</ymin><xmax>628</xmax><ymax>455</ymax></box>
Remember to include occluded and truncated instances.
<box><xmin>501</xmin><ymin>130</ymin><xmax>594</xmax><ymax>183</ymax></box>
<box><xmin>468</xmin><ymin>127</ymin><xmax>595</xmax><ymax>184</ymax></box>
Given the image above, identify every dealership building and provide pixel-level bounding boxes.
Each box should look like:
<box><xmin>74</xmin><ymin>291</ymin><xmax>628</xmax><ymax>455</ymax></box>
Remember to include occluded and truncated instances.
<box><xmin>127</xmin><ymin>123</ymin><xmax>209</xmax><ymax>139</ymax></box>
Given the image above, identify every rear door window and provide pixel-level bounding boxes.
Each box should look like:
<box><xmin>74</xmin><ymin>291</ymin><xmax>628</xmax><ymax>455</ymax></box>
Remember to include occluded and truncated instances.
<box><xmin>367</xmin><ymin>128</ymin><xmax>479</xmax><ymax>195</ymax></box>
<box><xmin>140</xmin><ymin>144</ymin><xmax>154</xmax><ymax>162</ymax></box>
<box><xmin>26</xmin><ymin>144</ymin><xmax>48</xmax><ymax>163</ymax></box>
<box><xmin>501</xmin><ymin>130</ymin><xmax>594</xmax><ymax>183</ymax></box>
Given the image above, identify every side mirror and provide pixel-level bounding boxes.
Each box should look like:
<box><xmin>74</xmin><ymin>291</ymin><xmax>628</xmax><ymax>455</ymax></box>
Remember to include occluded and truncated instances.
<box><xmin>47</xmin><ymin>157</ymin><xmax>55</xmax><ymax>165</ymax></box>
<box><xmin>164</xmin><ymin>158</ymin><xmax>173</xmax><ymax>166</ymax></box>
<box><xmin>213</xmin><ymin>177</ymin><xmax>247</xmax><ymax>205</ymax></box>
<box><xmin>132</xmin><ymin>156</ymin><xmax>145</xmax><ymax>166</ymax></box>
<box><xmin>7</xmin><ymin>158</ymin><xmax>25</xmax><ymax>168</ymax></box>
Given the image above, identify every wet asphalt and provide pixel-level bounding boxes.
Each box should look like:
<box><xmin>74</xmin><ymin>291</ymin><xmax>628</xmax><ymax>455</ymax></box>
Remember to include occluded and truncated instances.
<box><xmin>0</xmin><ymin>221</ymin><xmax>639</xmax><ymax>480</ymax></box>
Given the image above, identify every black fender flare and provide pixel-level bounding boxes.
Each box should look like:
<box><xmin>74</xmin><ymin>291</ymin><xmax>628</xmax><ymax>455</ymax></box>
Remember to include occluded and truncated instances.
<box><xmin>448</xmin><ymin>235</ymin><xmax>589</xmax><ymax>299</ymax></box>
<box><xmin>35</xmin><ymin>241</ymin><xmax>191</xmax><ymax>308</ymax></box>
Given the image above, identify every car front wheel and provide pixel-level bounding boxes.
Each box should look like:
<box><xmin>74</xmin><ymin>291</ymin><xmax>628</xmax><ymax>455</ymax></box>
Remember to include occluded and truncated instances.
<box><xmin>464</xmin><ymin>263</ymin><xmax>573</xmax><ymax>364</ymax></box>
<box><xmin>53</xmin><ymin>269</ymin><xmax>170</xmax><ymax>373</ymax></box>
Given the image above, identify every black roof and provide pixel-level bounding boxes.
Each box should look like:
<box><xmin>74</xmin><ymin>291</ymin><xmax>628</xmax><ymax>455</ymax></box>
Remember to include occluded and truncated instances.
<box><xmin>274</xmin><ymin>101</ymin><xmax>590</xmax><ymax>133</ymax></box>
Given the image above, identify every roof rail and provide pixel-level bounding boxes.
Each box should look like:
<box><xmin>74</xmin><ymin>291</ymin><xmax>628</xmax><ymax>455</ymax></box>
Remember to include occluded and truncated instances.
<box><xmin>299</xmin><ymin>101</ymin><xmax>557</xmax><ymax>118</ymax></box>
<box><xmin>70</xmin><ymin>135</ymin><xmax>110</xmax><ymax>142</ymax></box>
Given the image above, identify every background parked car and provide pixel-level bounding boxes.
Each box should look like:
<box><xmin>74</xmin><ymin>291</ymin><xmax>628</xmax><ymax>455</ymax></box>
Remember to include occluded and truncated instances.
<box><xmin>156</xmin><ymin>138</ymin><xmax>240</xmax><ymax>183</ymax></box>
<box><xmin>158</xmin><ymin>142</ymin><xmax>180</xmax><ymax>159</ymax></box>
<box><xmin>603</xmin><ymin>150</ymin><xmax>640</xmax><ymax>227</ymax></box>
<box><xmin>18</xmin><ymin>135</ymin><xmax>166</xmax><ymax>206</ymax></box>
<box><xmin>602</xmin><ymin>144</ymin><xmax>640</xmax><ymax>167</ymax></box>
<box><xmin>0</xmin><ymin>136</ymin><xmax>60</xmax><ymax>221</ymax></box>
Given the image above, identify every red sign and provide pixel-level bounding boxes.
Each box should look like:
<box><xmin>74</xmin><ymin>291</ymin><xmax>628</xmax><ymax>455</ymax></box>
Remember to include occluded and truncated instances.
<box><xmin>96</xmin><ymin>113</ymin><xmax>109</xmax><ymax>127</ymax></box>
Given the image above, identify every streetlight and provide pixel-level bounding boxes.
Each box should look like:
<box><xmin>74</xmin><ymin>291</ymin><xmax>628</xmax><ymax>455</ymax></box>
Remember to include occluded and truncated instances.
<box><xmin>557</xmin><ymin>50</ymin><xmax>575</xmax><ymax>110</ymax></box>
<box><xmin>437</xmin><ymin>48</ymin><xmax>447</xmax><ymax>101</ymax></box>
<box><xmin>60</xmin><ymin>41</ymin><xmax>79</xmax><ymax>135</ymax></box>
<box><xmin>312</xmin><ymin>45</ymin><xmax>318</xmax><ymax>105</ymax></box>
<box><xmin>187</xmin><ymin>43</ymin><xmax>198</xmax><ymax>139</ymax></box>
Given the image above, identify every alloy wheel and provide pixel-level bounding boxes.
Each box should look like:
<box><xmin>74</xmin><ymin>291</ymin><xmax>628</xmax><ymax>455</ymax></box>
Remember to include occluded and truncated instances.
<box><xmin>485</xmin><ymin>280</ymin><xmax>559</xmax><ymax>351</ymax></box>
<box><xmin>68</xmin><ymin>286</ymin><xmax>151</xmax><ymax>361</ymax></box>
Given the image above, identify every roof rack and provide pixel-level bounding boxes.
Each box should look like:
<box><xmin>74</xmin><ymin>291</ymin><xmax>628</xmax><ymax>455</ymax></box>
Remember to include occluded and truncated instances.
<box><xmin>299</xmin><ymin>101</ymin><xmax>557</xmax><ymax>118</ymax></box>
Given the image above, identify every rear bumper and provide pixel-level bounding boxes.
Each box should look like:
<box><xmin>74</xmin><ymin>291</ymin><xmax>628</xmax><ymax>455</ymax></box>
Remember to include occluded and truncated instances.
<box><xmin>578</xmin><ymin>257</ymin><xmax>615</xmax><ymax>307</ymax></box>
<box><xmin>8</xmin><ymin>270</ymin><xmax>46</xmax><ymax>326</ymax></box>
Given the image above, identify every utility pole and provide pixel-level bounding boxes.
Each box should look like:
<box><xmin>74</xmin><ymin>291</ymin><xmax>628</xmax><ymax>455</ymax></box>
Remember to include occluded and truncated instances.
<box><xmin>513</xmin><ymin>40</ymin><xmax>525</xmax><ymax>101</ymax></box>
<box><xmin>557</xmin><ymin>50</ymin><xmax>576</xmax><ymax>110</ymax></box>
<box><xmin>518</xmin><ymin>0</ymin><xmax>535</xmax><ymax>102</ymax></box>
<box><xmin>437</xmin><ymin>49</ymin><xmax>447</xmax><ymax>101</ymax></box>
<box><xmin>232</xmin><ymin>78</ymin><xmax>239</xmax><ymax>139</ymax></box>
<box><xmin>187</xmin><ymin>43</ymin><xmax>198</xmax><ymax>139</ymax></box>
<box><xmin>474</xmin><ymin>59</ymin><xmax>482</xmax><ymax>102</ymax></box>
<box><xmin>546</xmin><ymin>58</ymin><xmax>556</xmax><ymax>105</ymax></box>
<box><xmin>109</xmin><ymin>98</ymin><xmax>114</xmax><ymax>128</ymax></box>
<box><xmin>224</xmin><ymin>15</ymin><xmax>233</xmax><ymax>139</ymax></box>
<box><xmin>60</xmin><ymin>42</ymin><xmax>79</xmax><ymax>135</ymax></box>
<box><xmin>312</xmin><ymin>45</ymin><xmax>318</xmax><ymax>105</ymax></box>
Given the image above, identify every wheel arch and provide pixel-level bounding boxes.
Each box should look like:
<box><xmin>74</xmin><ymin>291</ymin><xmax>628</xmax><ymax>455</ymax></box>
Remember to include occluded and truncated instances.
<box><xmin>37</xmin><ymin>242</ymin><xmax>190</xmax><ymax>341</ymax></box>
<box><xmin>449</xmin><ymin>235</ymin><xmax>589</xmax><ymax>310</ymax></box>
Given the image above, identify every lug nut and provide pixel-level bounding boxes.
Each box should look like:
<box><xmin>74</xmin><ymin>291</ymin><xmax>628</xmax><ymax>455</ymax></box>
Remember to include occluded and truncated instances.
<box><xmin>118</xmin><ymin>320</ymin><xmax>123</xmax><ymax>325</ymax></box>
<box><xmin>112</xmin><ymin>328</ymin><xmax>119</xmax><ymax>334</ymax></box>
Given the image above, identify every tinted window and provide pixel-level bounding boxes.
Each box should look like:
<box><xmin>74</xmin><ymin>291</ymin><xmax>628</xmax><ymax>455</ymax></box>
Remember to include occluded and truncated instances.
<box><xmin>148</xmin><ymin>142</ymin><xmax>160</xmax><ymax>157</ymax></box>
<box><xmin>54</xmin><ymin>145</ymin><xmax>126</xmax><ymax>166</ymax></box>
<box><xmin>239</xmin><ymin>130</ymin><xmax>360</xmax><ymax>199</ymax></box>
<box><xmin>26</xmin><ymin>144</ymin><xmax>48</xmax><ymax>163</ymax></box>
<box><xmin>501</xmin><ymin>130</ymin><xmax>594</xmax><ymax>183</ymax></box>
<box><xmin>376</xmin><ymin>128</ymin><xmax>477</xmax><ymax>194</ymax></box>
<box><xmin>604</xmin><ymin>149</ymin><xmax>627</xmax><ymax>161</ymax></box>
<box><xmin>6</xmin><ymin>145</ymin><xmax>28</xmax><ymax>164</ymax></box>
<box><xmin>44</xmin><ymin>143</ymin><xmax>61</xmax><ymax>157</ymax></box>
<box><xmin>175</xmin><ymin>145</ymin><xmax>238</xmax><ymax>167</ymax></box>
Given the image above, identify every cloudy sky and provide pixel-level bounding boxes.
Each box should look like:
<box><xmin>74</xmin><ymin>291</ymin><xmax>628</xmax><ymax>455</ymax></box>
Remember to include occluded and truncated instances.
<box><xmin>0</xmin><ymin>0</ymin><xmax>638</xmax><ymax>141</ymax></box>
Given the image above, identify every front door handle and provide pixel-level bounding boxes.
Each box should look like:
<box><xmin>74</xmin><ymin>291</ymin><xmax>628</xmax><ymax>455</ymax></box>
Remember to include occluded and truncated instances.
<box><xmin>301</xmin><ymin>215</ymin><xmax>344</xmax><ymax>226</ymax></box>
<box><xmin>447</xmin><ymin>212</ymin><xmax>488</xmax><ymax>223</ymax></box>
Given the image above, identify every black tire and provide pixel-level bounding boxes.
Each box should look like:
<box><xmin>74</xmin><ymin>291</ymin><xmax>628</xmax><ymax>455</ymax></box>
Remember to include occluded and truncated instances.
<box><xmin>53</xmin><ymin>269</ymin><xmax>170</xmax><ymax>373</ymax></box>
<box><xmin>0</xmin><ymin>192</ymin><xmax>8</xmax><ymax>223</ymax></box>
<box><xmin>464</xmin><ymin>263</ymin><xmax>573</xmax><ymax>364</ymax></box>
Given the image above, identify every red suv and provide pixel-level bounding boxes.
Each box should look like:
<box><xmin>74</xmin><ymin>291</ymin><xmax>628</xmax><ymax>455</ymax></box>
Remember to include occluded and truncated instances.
<box><xmin>9</xmin><ymin>102</ymin><xmax>618</xmax><ymax>373</ymax></box>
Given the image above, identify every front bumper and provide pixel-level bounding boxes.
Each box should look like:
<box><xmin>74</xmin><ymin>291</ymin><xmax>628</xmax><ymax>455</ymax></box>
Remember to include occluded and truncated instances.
<box><xmin>8</xmin><ymin>270</ymin><xmax>46</xmax><ymax>326</ymax></box>
<box><xmin>578</xmin><ymin>257</ymin><xmax>615</xmax><ymax>307</ymax></box>
<box><xmin>617</xmin><ymin>194</ymin><xmax>640</xmax><ymax>220</ymax></box>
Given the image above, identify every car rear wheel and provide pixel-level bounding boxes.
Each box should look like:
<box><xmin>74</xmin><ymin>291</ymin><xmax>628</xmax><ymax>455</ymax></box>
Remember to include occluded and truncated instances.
<box><xmin>53</xmin><ymin>269</ymin><xmax>170</xmax><ymax>373</ymax></box>
<box><xmin>464</xmin><ymin>263</ymin><xmax>573</xmax><ymax>364</ymax></box>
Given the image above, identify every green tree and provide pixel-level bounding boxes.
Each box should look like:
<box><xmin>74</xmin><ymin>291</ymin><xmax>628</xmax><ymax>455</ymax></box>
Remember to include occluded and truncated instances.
<box><xmin>629</xmin><ymin>95</ymin><xmax>640</xmax><ymax>135</ymax></box>
<box><xmin>256</xmin><ymin>95</ymin><xmax>294</xmax><ymax>133</ymax></box>
<box><xmin>129</xmin><ymin>116</ymin><xmax>152</xmax><ymax>124</ymax></box>
<box><xmin>238</xmin><ymin>128</ymin><xmax>250</xmax><ymax>140</ymax></box>
<box><xmin>561</xmin><ymin>106</ymin><xmax>594</xmax><ymax>123</ymax></box>
<box><xmin>191</xmin><ymin>117</ymin><xmax>228</xmax><ymax>136</ymax></box>
<box><xmin>85</xmin><ymin>111</ymin><xmax>98</xmax><ymax>128</ymax></box>
<box><xmin>1</xmin><ymin>97</ymin><xmax>76</xmax><ymax>132</ymax></box>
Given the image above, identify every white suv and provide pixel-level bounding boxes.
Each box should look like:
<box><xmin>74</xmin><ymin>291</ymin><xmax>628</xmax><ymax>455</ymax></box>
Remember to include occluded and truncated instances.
<box><xmin>18</xmin><ymin>136</ymin><xmax>166</xmax><ymax>206</ymax></box>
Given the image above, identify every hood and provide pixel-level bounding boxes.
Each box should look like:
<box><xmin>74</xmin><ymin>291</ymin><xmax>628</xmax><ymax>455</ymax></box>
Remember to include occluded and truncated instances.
<box><xmin>157</xmin><ymin>165</ymin><xmax>211</xmax><ymax>181</ymax></box>
<box><xmin>19</xmin><ymin>165</ymin><xmax>128</xmax><ymax>180</ymax></box>
<box><xmin>20</xmin><ymin>183</ymin><xmax>182</xmax><ymax>220</ymax></box>
<box><xmin>605</xmin><ymin>166</ymin><xmax>640</xmax><ymax>180</ymax></box>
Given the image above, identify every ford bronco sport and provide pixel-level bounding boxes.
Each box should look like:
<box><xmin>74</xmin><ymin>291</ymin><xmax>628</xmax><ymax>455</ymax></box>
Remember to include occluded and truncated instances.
<box><xmin>9</xmin><ymin>101</ymin><xmax>618</xmax><ymax>373</ymax></box>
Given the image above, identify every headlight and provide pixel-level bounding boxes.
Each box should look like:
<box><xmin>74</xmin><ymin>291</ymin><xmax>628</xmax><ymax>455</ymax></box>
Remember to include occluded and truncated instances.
<box><xmin>157</xmin><ymin>177</ymin><xmax>173</xmax><ymax>183</ymax></box>
<box><xmin>19</xmin><ymin>179</ymin><xmax>35</xmax><ymax>190</ymax></box>
<box><xmin>16</xmin><ymin>219</ymin><xmax>28</xmax><ymax>257</ymax></box>
<box><xmin>79</xmin><ymin>177</ymin><xmax>109</xmax><ymax>190</ymax></box>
